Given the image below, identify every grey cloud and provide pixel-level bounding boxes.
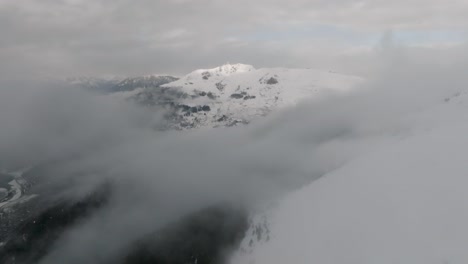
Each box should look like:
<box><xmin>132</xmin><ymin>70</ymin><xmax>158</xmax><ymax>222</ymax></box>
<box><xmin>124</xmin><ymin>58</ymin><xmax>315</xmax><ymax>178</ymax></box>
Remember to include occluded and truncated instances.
<box><xmin>1</xmin><ymin>0</ymin><xmax>468</xmax><ymax>79</ymax></box>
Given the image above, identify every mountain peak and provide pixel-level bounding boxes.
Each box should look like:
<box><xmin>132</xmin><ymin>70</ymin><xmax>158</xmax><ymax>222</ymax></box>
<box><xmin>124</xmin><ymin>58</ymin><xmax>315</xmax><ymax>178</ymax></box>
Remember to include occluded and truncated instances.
<box><xmin>189</xmin><ymin>63</ymin><xmax>255</xmax><ymax>79</ymax></box>
<box><xmin>216</xmin><ymin>63</ymin><xmax>255</xmax><ymax>75</ymax></box>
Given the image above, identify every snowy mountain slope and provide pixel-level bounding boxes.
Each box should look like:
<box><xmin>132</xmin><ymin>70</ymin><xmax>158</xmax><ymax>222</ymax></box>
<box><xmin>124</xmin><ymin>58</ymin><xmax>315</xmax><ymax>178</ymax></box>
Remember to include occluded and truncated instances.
<box><xmin>229</xmin><ymin>77</ymin><xmax>468</xmax><ymax>264</ymax></box>
<box><xmin>153</xmin><ymin>63</ymin><xmax>363</xmax><ymax>129</ymax></box>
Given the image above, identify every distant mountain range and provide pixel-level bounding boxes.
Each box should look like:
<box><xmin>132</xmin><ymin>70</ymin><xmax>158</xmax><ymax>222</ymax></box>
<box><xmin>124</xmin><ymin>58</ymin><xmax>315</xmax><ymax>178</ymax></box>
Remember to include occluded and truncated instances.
<box><xmin>67</xmin><ymin>75</ymin><xmax>179</xmax><ymax>94</ymax></box>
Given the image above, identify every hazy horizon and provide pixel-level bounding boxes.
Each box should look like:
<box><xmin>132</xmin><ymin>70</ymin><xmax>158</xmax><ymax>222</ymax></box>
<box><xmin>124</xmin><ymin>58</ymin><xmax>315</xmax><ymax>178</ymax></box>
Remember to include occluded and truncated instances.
<box><xmin>2</xmin><ymin>0</ymin><xmax>468</xmax><ymax>80</ymax></box>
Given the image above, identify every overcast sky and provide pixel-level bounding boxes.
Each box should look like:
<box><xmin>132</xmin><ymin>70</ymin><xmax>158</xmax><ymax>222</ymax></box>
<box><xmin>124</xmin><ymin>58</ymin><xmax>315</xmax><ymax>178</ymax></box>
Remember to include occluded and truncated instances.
<box><xmin>1</xmin><ymin>0</ymin><xmax>468</xmax><ymax>79</ymax></box>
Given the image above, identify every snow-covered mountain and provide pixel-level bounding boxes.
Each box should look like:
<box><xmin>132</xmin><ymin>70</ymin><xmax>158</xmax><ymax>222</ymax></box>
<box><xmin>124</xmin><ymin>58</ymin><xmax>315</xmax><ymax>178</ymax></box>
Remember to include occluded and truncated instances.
<box><xmin>133</xmin><ymin>63</ymin><xmax>363</xmax><ymax>129</ymax></box>
<box><xmin>67</xmin><ymin>64</ymin><xmax>363</xmax><ymax>129</ymax></box>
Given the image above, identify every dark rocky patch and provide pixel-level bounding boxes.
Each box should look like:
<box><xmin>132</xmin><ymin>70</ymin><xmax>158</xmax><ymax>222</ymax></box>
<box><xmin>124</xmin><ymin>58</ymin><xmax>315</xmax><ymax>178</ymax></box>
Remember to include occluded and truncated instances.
<box><xmin>266</xmin><ymin>77</ymin><xmax>278</xmax><ymax>85</ymax></box>
<box><xmin>230</xmin><ymin>94</ymin><xmax>244</xmax><ymax>99</ymax></box>
<box><xmin>178</xmin><ymin>104</ymin><xmax>191</xmax><ymax>112</ymax></box>
<box><xmin>130</xmin><ymin>86</ymin><xmax>188</xmax><ymax>107</ymax></box>
<box><xmin>217</xmin><ymin>115</ymin><xmax>228</xmax><ymax>122</ymax></box>
<box><xmin>202</xmin><ymin>72</ymin><xmax>211</xmax><ymax>80</ymax></box>
<box><xmin>177</xmin><ymin>104</ymin><xmax>211</xmax><ymax>114</ymax></box>
<box><xmin>226</xmin><ymin>119</ymin><xmax>249</xmax><ymax>127</ymax></box>
<box><xmin>215</xmin><ymin>82</ymin><xmax>226</xmax><ymax>92</ymax></box>
<box><xmin>259</xmin><ymin>76</ymin><xmax>279</xmax><ymax>85</ymax></box>
<box><xmin>207</xmin><ymin>92</ymin><xmax>217</xmax><ymax>99</ymax></box>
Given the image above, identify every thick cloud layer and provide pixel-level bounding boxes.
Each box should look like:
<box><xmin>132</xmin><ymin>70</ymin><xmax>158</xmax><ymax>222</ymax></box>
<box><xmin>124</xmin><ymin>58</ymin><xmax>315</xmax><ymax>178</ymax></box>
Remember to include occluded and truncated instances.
<box><xmin>230</xmin><ymin>48</ymin><xmax>468</xmax><ymax>264</ymax></box>
<box><xmin>1</xmin><ymin>43</ymin><xmax>468</xmax><ymax>263</ymax></box>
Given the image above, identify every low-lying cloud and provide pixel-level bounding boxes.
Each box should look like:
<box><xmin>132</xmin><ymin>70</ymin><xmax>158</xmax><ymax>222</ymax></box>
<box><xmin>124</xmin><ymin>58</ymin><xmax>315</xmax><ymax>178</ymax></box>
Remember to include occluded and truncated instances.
<box><xmin>1</xmin><ymin>43</ymin><xmax>468</xmax><ymax>263</ymax></box>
